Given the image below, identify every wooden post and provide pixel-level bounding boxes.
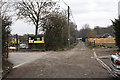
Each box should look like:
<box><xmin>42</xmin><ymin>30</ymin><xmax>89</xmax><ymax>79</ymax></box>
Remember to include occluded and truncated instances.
<box><xmin>6</xmin><ymin>32</ymin><xmax>8</xmax><ymax>58</ymax></box>
<box><xmin>0</xmin><ymin>10</ymin><xmax>2</xmax><ymax>79</ymax></box>
<box><xmin>16</xmin><ymin>34</ymin><xmax>19</xmax><ymax>51</ymax></box>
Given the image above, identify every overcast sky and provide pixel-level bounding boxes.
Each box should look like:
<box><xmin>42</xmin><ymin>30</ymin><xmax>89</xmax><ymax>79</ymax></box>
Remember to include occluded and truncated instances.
<box><xmin>10</xmin><ymin>0</ymin><xmax>120</xmax><ymax>35</ymax></box>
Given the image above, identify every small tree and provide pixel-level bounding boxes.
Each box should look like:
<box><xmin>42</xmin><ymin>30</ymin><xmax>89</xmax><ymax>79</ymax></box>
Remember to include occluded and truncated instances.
<box><xmin>69</xmin><ymin>22</ymin><xmax>78</xmax><ymax>44</ymax></box>
<box><xmin>112</xmin><ymin>17</ymin><xmax>120</xmax><ymax>49</ymax></box>
<box><xmin>41</xmin><ymin>12</ymin><xmax>68</xmax><ymax>50</ymax></box>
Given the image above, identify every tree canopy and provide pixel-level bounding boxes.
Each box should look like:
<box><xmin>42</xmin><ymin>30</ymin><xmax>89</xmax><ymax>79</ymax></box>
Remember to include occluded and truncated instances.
<box><xmin>41</xmin><ymin>12</ymin><xmax>68</xmax><ymax>50</ymax></box>
<box><xmin>15</xmin><ymin>0</ymin><xmax>56</xmax><ymax>35</ymax></box>
<box><xmin>112</xmin><ymin>17</ymin><xmax>120</xmax><ymax>49</ymax></box>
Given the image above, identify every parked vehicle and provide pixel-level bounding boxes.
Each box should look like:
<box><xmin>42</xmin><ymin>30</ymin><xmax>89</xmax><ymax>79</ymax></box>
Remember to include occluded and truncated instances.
<box><xmin>20</xmin><ymin>44</ymin><xmax>28</xmax><ymax>49</ymax></box>
<box><xmin>110</xmin><ymin>52</ymin><xmax>120</xmax><ymax>76</ymax></box>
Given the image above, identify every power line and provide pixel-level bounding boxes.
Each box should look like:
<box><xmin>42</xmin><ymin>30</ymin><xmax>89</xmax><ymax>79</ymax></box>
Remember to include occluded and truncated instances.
<box><xmin>59</xmin><ymin>0</ymin><xmax>77</xmax><ymax>27</ymax></box>
<box><xmin>58</xmin><ymin>0</ymin><xmax>78</xmax><ymax>47</ymax></box>
<box><xmin>70</xmin><ymin>9</ymin><xmax>76</xmax><ymax>25</ymax></box>
<box><xmin>55</xmin><ymin>2</ymin><xmax>68</xmax><ymax>15</ymax></box>
<box><xmin>61</xmin><ymin>0</ymin><xmax>69</xmax><ymax>7</ymax></box>
<box><xmin>59</xmin><ymin>0</ymin><xmax>77</xmax><ymax>25</ymax></box>
<box><xmin>59</xmin><ymin>0</ymin><xmax>70</xmax><ymax>47</ymax></box>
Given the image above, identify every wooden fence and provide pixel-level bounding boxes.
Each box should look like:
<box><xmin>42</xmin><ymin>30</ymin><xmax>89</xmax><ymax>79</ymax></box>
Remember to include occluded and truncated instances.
<box><xmin>87</xmin><ymin>38</ymin><xmax>115</xmax><ymax>43</ymax></box>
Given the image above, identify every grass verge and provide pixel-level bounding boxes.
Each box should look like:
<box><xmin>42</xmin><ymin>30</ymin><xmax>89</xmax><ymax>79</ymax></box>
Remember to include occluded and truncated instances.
<box><xmin>56</xmin><ymin>41</ymin><xmax>79</xmax><ymax>51</ymax></box>
<box><xmin>84</xmin><ymin>42</ymin><xmax>94</xmax><ymax>49</ymax></box>
<box><xmin>95</xmin><ymin>43</ymin><xmax>116</xmax><ymax>48</ymax></box>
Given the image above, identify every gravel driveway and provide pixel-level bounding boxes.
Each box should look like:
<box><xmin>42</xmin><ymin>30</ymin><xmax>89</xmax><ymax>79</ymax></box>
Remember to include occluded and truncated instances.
<box><xmin>6</xmin><ymin>41</ymin><xmax>116</xmax><ymax>78</ymax></box>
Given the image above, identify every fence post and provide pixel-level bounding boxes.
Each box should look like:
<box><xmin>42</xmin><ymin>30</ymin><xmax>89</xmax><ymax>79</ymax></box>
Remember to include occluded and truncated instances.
<box><xmin>16</xmin><ymin>34</ymin><xmax>19</xmax><ymax>51</ymax></box>
<box><xmin>93</xmin><ymin>39</ymin><xmax>96</xmax><ymax>47</ymax></box>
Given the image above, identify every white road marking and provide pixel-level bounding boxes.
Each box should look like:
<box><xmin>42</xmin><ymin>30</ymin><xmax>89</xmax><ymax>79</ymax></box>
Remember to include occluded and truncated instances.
<box><xmin>9</xmin><ymin>52</ymin><xmax>48</xmax><ymax>55</ymax></box>
<box><xmin>80</xmin><ymin>49</ymin><xmax>86</xmax><ymax>50</ymax></box>
<box><xmin>13</xmin><ymin>62</ymin><xmax>27</xmax><ymax>69</ymax></box>
<box><xmin>91</xmin><ymin>55</ymin><xmax>111</xmax><ymax>59</ymax></box>
<box><xmin>98</xmin><ymin>55</ymin><xmax>111</xmax><ymax>59</ymax></box>
<box><xmin>91</xmin><ymin>57</ymin><xmax>94</xmax><ymax>58</ymax></box>
<box><xmin>90</xmin><ymin>55</ymin><xmax>111</xmax><ymax>59</ymax></box>
<box><xmin>93</xmin><ymin>51</ymin><xmax>119</xmax><ymax>78</ymax></box>
<box><xmin>94</xmin><ymin>52</ymin><xmax>97</xmax><ymax>58</ymax></box>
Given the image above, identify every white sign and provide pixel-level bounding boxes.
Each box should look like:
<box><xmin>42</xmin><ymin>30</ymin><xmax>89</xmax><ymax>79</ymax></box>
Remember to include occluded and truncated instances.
<box><xmin>93</xmin><ymin>39</ymin><xmax>96</xmax><ymax>41</ymax></box>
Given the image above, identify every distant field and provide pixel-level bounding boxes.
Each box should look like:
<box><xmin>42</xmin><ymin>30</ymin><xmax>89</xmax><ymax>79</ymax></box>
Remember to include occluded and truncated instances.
<box><xmin>95</xmin><ymin>43</ymin><xmax>116</xmax><ymax>47</ymax></box>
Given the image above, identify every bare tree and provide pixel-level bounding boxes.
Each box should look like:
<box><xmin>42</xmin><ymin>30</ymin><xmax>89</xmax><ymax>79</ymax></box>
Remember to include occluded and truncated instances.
<box><xmin>79</xmin><ymin>24</ymin><xmax>91</xmax><ymax>37</ymax></box>
<box><xmin>1</xmin><ymin>1</ymin><xmax>13</xmax><ymax>77</ymax></box>
<box><xmin>14</xmin><ymin>0</ymin><xmax>56</xmax><ymax>35</ymax></box>
<box><xmin>1</xmin><ymin>1</ymin><xmax>12</xmax><ymax>58</ymax></box>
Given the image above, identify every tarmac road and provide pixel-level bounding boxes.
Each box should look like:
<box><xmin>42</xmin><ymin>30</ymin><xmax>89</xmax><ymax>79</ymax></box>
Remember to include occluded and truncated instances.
<box><xmin>8</xmin><ymin>51</ymin><xmax>51</xmax><ymax>68</ymax></box>
<box><xmin>6</xmin><ymin>41</ymin><xmax>115</xmax><ymax>78</ymax></box>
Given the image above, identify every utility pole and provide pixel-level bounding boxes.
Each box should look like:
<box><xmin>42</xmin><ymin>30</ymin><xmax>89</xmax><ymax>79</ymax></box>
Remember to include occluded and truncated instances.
<box><xmin>0</xmin><ymin>11</ymin><xmax>2</xmax><ymax>79</ymax></box>
<box><xmin>68</xmin><ymin>6</ymin><xmax>70</xmax><ymax>48</ymax></box>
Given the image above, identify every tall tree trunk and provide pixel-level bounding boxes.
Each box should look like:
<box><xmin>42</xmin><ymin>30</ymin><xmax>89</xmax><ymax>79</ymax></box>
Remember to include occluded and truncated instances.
<box><xmin>35</xmin><ymin>25</ymin><xmax>38</xmax><ymax>35</ymax></box>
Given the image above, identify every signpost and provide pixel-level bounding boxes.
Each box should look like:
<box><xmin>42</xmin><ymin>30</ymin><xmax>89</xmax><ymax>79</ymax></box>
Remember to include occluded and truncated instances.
<box><xmin>93</xmin><ymin>39</ymin><xmax>96</xmax><ymax>47</ymax></box>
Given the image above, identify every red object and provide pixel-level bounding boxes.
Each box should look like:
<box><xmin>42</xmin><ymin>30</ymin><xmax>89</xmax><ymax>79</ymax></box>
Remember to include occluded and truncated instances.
<box><xmin>115</xmin><ymin>51</ymin><xmax>119</xmax><ymax>54</ymax></box>
<box><xmin>115</xmin><ymin>60</ymin><xmax>120</xmax><ymax>65</ymax></box>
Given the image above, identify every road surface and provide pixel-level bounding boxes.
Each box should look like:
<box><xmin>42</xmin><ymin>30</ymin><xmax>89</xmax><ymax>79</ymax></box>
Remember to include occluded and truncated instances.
<box><xmin>6</xmin><ymin>41</ymin><xmax>117</xmax><ymax>78</ymax></box>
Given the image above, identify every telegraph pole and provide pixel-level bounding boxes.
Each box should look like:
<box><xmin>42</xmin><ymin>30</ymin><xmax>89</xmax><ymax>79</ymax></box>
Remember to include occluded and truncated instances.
<box><xmin>0</xmin><ymin>8</ymin><xmax>2</xmax><ymax>79</ymax></box>
<box><xmin>61</xmin><ymin>0</ymin><xmax>71</xmax><ymax>48</ymax></box>
<box><xmin>68</xmin><ymin>6</ymin><xmax>70</xmax><ymax>48</ymax></box>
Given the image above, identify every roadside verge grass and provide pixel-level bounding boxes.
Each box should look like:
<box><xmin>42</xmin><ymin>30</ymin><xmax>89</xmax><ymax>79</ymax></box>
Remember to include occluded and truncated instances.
<box><xmin>56</xmin><ymin>41</ymin><xmax>79</xmax><ymax>51</ymax></box>
<box><xmin>95</xmin><ymin>43</ymin><xmax>116</xmax><ymax>48</ymax></box>
<box><xmin>84</xmin><ymin>42</ymin><xmax>94</xmax><ymax>49</ymax></box>
<box><xmin>84</xmin><ymin>42</ymin><xmax>116</xmax><ymax>49</ymax></box>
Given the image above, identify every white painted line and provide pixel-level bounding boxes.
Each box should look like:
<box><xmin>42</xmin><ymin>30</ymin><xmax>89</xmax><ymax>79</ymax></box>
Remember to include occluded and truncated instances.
<box><xmin>90</xmin><ymin>57</ymin><xmax>94</xmax><ymax>58</ymax></box>
<box><xmin>13</xmin><ymin>62</ymin><xmax>27</xmax><ymax>69</ymax></box>
<box><xmin>98</xmin><ymin>55</ymin><xmax>111</xmax><ymax>59</ymax></box>
<box><xmin>93</xmin><ymin>52</ymin><xmax>119</xmax><ymax>78</ymax></box>
<box><xmin>94</xmin><ymin>52</ymin><xmax>97</xmax><ymax>58</ymax></box>
<box><xmin>9</xmin><ymin>53</ymin><xmax>48</xmax><ymax>55</ymax></box>
<box><xmin>91</xmin><ymin>55</ymin><xmax>110</xmax><ymax>59</ymax></box>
